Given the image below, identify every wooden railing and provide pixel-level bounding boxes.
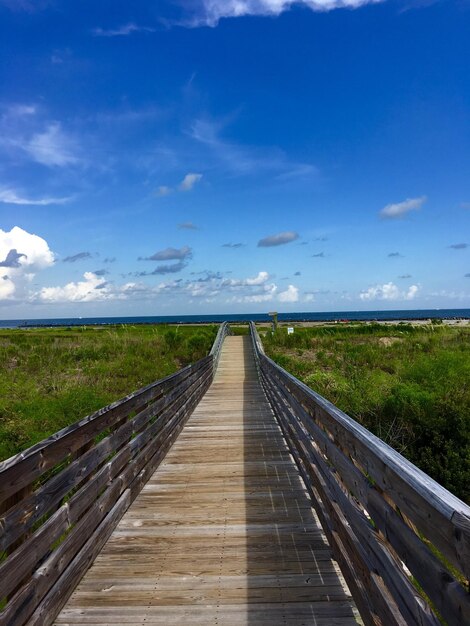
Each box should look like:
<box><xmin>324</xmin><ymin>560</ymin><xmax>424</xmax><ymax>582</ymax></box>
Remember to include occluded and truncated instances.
<box><xmin>250</xmin><ymin>322</ymin><xmax>470</xmax><ymax>626</ymax></box>
<box><xmin>0</xmin><ymin>322</ymin><xmax>229</xmax><ymax>626</ymax></box>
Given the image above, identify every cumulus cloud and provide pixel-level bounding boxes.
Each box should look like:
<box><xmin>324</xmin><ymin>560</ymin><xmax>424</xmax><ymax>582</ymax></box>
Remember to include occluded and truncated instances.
<box><xmin>0</xmin><ymin>226</ymin><xmax>54</xmax><ymax>301</ymax></box>
<box><xmin>36</xmin><ymin>272</ymin><xmax>117</xmax><ymax>303</ymax></box>
<box><xmin>63</xmin><ymin>252</ymin><xmax>92</xmax><ymax>263</ymax></box>
<box><xmin>449</xmin><ymin>243</ymin><xmax>468</xmax><ymax>250</ymax></box>
<box><xmin>360</xmin><ymin>282</ymin><xmax>419</xmax><ymax>301</ymax></box>
<box><xmin>92</xmin><ymin>23</ymin><xmax>155</xmax><ymax>36</ymax></box>
<box><xmin>0</xmin><ymin>187</ymin><xmax>72</xmax><ymax>206</ymax></box>
<box><xmin>141</xmin><ymin>246</ymin><xmax>192</xmax><ymax>262</ymax></box>
<box><xmin>258</xmin><ymin>231</ymin><xmax>299</xmax><ymax>247</ymax></box>
<box><xmin>380</xmin><ymin>196</ymin><xmax>426</xmax><ymax>219</ymax></box>
<box><xmin>278</xmin><ymin>284</ymin><xmax>299</xmax><ymax>303</ymax></box>
<box><xmin>178</xmin><ymin>221</ymin><xmax>198</xmax><ymax>230</ymax></box>
<box><xmin>183</xmin><ymin>0</ymin><xmax>385</xmax><ymax>27</ymax></box>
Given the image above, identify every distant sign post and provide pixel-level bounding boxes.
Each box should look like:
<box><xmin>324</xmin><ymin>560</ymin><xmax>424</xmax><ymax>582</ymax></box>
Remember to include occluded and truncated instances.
<box><xmin>287</xmin><ymin>327</ymin><xmax>294</xmax><ymax>335</ymax></box>
<box><xmin>268</xmin><ymin>311</ymin><xmax>278</xmax><ymax>331</ymax></box>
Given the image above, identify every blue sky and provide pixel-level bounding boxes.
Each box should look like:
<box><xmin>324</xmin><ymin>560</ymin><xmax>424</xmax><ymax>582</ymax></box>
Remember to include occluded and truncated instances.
<box><xmin>0</xmin><ymin>0</ymin><xmax>469</xmax><ymax>317</ymax></box>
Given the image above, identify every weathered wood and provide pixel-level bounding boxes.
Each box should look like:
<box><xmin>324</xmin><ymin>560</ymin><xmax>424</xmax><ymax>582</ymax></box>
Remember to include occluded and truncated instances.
<box><xmin>262</xmin><ymin>351</ymin><xmax>470</xmax><ymax>580</ymax></box>
<box><xmin>0</xmin><ymin>356</ymin><xmax>210</xmax><ymax>506</ymax></box>
<box><xmin>264</xmin><ymin>362</ymin><xmax>469</xmax><ymax>626</ymax></box>
<box><xmin>51</xmin><ymin>336</ymin><xmax>358</xmax><ymax>626</ymax></box>
<box><xmin>0</xmin><ymin>326</ymin><xmax>225</xmax><ymax>626</ymax></box>
<box><xmin>0</xmin><ymin>363</ymin><xmax>212</xmax><ymax>602</ymax></box>
<box><xmin>250</xmin><ymin>321</ymin><xmax>470</xmax><ymax>626</ymax></box>
<box><xmin>262</xmin><ymin>370</ymin><xmax>405</xmax><ymax>626</ymax></box>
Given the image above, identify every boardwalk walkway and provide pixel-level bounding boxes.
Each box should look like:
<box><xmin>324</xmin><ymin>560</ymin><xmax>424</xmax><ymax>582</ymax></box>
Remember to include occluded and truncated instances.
<box><xmin>55</xmin><ymin>336</ymin><xmax>359</xmax><ymax>625</ymax></box>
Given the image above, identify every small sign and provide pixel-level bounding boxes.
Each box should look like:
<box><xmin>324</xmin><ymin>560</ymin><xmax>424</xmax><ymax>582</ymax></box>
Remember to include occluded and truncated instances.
<box><xmin>287</xmin><ymin>327</ymin><xmax>294</xmax><ymax>335</ymax></box>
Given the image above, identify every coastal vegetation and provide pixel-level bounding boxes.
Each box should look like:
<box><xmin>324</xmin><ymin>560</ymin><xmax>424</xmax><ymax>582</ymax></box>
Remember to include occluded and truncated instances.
<box><xmin>261</xmin><ymin>322</ymin><xmax>470</xmax><ymax>503</ymax></box>
<box><xmin>0</xmin><ymin>324</ymin><xmax>217</xmax><ymax>462</ymax></box>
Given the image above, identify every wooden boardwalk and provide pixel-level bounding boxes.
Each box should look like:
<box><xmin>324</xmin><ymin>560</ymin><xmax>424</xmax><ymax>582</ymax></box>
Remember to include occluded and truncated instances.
<box><xmin>54</xmin><ymin>336</ymin><xmax>359</xmax><ymax>625</ymax></box>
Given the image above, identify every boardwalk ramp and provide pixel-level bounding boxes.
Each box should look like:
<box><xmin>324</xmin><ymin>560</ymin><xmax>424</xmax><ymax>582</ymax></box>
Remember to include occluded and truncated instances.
<box><xmin>1</xmin><ymin>324</ymin><xmax>469</xmax><ymax>626</ymax></box>
<box><xmin>54</xmin><ymin>335</ymin><xmax>359</xmax><ymax>625</ymax></box>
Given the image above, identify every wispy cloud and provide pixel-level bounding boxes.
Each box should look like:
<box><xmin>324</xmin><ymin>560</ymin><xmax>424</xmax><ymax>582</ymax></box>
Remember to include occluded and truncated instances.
<box><xmin>258</xmin><ymin>231</ymin><xmax>299</xmax><ymax>247</ymax></box>
<box><xmin>380</xmin><ymin>196</ymin><xmax>426</xmax><ymax>219</ymax></box>
<box><xmin>179</xmin><ymin>173</ymin><xmax>202</xmax><ymax>191</ymax></box>
<box><xmin>0</xmin><ymin>187</ymin><xmax>72</xmax><ymax>206</ymax></box>
<box><xmin>140</xmin><ymin>246</ymin><xmax>192</xmax><ymax>261</ymax></box>
<box><xmin>398</xmin><ymin>274</ymin><xmax>412</xmax><ymax>279</ymax></box>
<box><xmin>311</xmin><ymin>252</ymin><xmax>325</xmax><ymax>258</ymax></box>
<box><xmin>178</xmin><ymin>221</ymin><xmax>199</xmax><ymax>230</ymax></box>
<box><xmin>156</xmin><ymin>173</ymin><xmax>203</xmax><ymax>197</ymax></box>
<box><xmin>23</xmin><ymin>122</ymin><xmax>81</xmax><ymax>167</ymax></box>
<box><xmin>92</xmin><ymin>23</ymin><xmax>155</xmax><ymax>37</ymax></box>
<box><xmin>449</xmin><ymin>243</ymin><xmax>468</xmax><ymax>250</ymax></box>
<box><xmin>388</xmin><ymin>252</ymin><xmax>403</xmax><ymax>257</ymax></box>
<box><xmin>63</xmin><ymin>252</ymin><xmax>92</xmax><ymax>263</ymax></box>
<box><xmin>181</xmin><ymin>0</ymin><xmax>385</xmax><ymax>27</ymax></box>
<box><xmin>360</xmin><ymin>282</ymin><xmax>419</xmax><ymax>301</ymax></box>
<box><xmin>222</xmin><ymin>242</ymin><xmax>244</xmax><ymax>248</ymax></box>
<box><xmin>189</xmin><ymin>118</ymin><xmax>317</xmax><ymax>180</ymax></box>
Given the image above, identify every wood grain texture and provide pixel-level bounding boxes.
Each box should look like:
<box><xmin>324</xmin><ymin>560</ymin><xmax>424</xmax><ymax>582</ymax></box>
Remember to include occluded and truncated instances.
<box><xmin>54</xmin><ymin>336</ymin><xmax>360</xmax><ymax>626</ymax></box>
<box><xmin>250</xmin><ymin>322</ymin><xmax>470</xmax><ymax>626</ymax></box>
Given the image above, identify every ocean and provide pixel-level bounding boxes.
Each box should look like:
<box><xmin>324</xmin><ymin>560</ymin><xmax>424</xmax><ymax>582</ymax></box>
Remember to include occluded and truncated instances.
<box><xmin>0</xmin><ymin>309</ymin><xmax>468</xmax><ymax>329</ymax></box>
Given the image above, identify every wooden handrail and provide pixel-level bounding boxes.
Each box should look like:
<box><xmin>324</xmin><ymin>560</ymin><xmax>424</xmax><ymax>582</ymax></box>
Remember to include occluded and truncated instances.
<box><xmin>0</xmin><ymin>323</ymin><xmax>229</xmax><ymax>626</ymax></box>
<box><xmin>250</xmin><ymin>321</ymin><xmax>470</xmax><ymax>626</ymax></box>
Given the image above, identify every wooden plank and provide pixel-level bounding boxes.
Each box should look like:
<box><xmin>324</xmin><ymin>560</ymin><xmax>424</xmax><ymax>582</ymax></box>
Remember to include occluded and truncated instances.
<box><xmin>259</xmin><ymin>349</ymin><xmax>470</xmax><ymax>580</ymax></box>
<box><xmin>52</xmin><ymin>336</ymin><xmax>358</xmax><ymax>626</ymax></box>
<box><xmin>0</xmin><ymin>356</ymin><xmax>211</xmax><ymax>505</ymax></box>
<box><xmin>266</xmin><ymin>364</ymin><xmax>469</xmax><ymax>626</ymax></box>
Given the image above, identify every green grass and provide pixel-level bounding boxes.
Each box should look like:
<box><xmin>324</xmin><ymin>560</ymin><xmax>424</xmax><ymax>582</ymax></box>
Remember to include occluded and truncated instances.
<box><xmin>261</xmin><ymin>323</ymin><xmax>470</xmax><ymax>503</ymax></box>
<box><xmin>0</xmin><ymin>324</ymin><xmax>217</xmax><ymax>461</ymax></box>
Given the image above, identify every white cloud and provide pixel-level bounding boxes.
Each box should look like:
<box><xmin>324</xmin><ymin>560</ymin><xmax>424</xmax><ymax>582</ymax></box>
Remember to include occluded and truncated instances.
<box><xmin>92</xmin><ymin>23</ymin><xmax>155</xmax><ymax>37</ymax></box>
<box><xmin>0</xmin><ymin>226</ymin><xmax>55</xmax><ymax>301</ymax></box>
<box><xmin>0</xmin><ymin>187</ymin><xmax>72</xmax><ymax>205</ymax></box>
<box><xmin>156</xmin><ymin>186</ymin><xmax>172</xmax><ymax>197</ymax></box>
<box><xmin>360</xmin><ymin>282</ymin><xmax>420</xmax><ymax>301</ymax></box>
<box><xmin>25</xmin><ymin>123</ymin><xmax>80</xmax><ymax>167</ymax></box>
<box><xmin>156</xmin><ymin>173</ymin><xmax>203</xmax><ymax>197</ymax></box>
<box><xmin>179</xmin><ymin>173</ymin><xmax>203</xmax><ymax>191</ymax></box>
<box><xmin>279</xmin><ymin>284</ymin><xmax>299</xmax><ymax>302</ymax></box>
<box><xmin>380</xmin><ymin>196</ymin><xmax>426</xmax><ymax>219</ymax></box>
<box><xmin>245</xmin><ymin>271</ymin><xmax>270</xmax><ymax>286</ymax></box>
<box><xmin>37</xmin><ymin>272</ymin><xmax>116</xmax><ymax>303</ymax></box>
<box><xmin>183</xmin><ymin>0</ymin><xmax>383</xmax><ymax>27</ymax></box>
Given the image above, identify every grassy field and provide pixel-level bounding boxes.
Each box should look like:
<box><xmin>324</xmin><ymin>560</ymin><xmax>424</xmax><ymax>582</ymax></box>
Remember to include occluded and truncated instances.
<box><xmin>261</xmin><ymin>322</ymin><xmax>470</xmax><ymax>503</ymax></box>
<box><xmin>0</xmin><ymin>324</ymin><xmax>217</xmax><ymax>462</ymax></box>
